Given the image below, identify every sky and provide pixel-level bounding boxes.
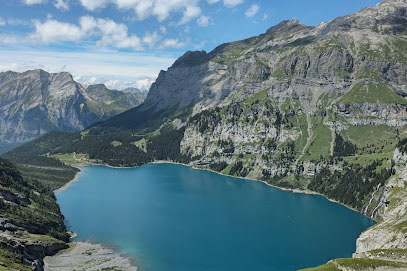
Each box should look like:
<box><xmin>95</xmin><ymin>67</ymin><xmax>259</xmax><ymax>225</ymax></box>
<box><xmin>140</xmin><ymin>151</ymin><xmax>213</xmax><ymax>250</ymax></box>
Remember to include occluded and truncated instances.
<box><xmin>0</xmin><ymin>0</ymin><xmax>380</xmax><ymax>91</ymax></box>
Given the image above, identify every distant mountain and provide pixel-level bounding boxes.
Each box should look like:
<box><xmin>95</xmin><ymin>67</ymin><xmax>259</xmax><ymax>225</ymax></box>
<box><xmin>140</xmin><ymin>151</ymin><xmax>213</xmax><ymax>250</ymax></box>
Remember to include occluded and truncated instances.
<box><xmin>121</xmin><ymin>87</ymin><xmax>143</xmax><ymax>93</ymax></box>
<box><xmin>120</xmin><ymin>87</ymin><xmax>148</xmax><ymax>103</ymax></box>
<box><xmin>0</xmin><ymin>69</ymin><xmax>146</xmax><ymax>153</ymax></box>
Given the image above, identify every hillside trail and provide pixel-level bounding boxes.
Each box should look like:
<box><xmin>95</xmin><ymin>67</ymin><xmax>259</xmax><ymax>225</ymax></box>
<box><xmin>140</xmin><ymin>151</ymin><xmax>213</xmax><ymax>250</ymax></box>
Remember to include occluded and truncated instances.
<box><xmin>325</xmin><ymin>111</ymin><xmax>336</xmax><ymax>156</ymax></box>
<box><xmin>296</xmin><ymin>113</ymin><xmax>313</xmax><ymax>163</ymax></box>
<box><xmin>296</xmin><ymin>88</ymin><xmax>325</xmax><ymax>163</ymax></box>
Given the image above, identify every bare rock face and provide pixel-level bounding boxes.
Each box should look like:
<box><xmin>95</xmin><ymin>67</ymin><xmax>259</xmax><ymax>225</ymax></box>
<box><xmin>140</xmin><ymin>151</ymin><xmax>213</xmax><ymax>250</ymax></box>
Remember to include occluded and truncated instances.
<box><xmin>335</xmin><ymin>103</ymin><xmax>407</xmax><ymax>126</ymax></box>
<box><xmin>0</xmin><ymin>70</ymin><xmax>146</xmax><ymax>150</ymax></box>
<box><xmin>0</xmin><ymin>230</ymin><xmax>69</xmax><ymax>271</ymax></box>
<box><xmin>354</xmin><ymin>147</ymin><xmax>407</xmax><ymax>254</ymax></box>
<box><xmin>356</xmin><ymin>148</ymin><xmax>407</xmax><ymax>253</ymax></box>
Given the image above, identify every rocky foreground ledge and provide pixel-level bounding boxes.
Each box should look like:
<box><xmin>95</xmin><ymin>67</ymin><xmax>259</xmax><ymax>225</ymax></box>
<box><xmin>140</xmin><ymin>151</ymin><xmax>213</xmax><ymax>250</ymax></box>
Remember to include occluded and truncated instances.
<box><xmin>44</xmin><ymin>241</ymin><xmax>138</xmax><ymax>271</ymax></box>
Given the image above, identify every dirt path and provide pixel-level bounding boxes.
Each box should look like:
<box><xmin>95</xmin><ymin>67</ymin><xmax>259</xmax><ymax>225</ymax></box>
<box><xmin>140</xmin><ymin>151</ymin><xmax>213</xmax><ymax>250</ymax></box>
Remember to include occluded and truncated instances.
<box><xmin>324</xmin><ymin>112</ymin><xmax>336</xmax><ymax>157</ymax></box>
<box><xmin>297</xmin><ymin>113</ymin><xmax>313</xmax><ymax>162</ymax></box>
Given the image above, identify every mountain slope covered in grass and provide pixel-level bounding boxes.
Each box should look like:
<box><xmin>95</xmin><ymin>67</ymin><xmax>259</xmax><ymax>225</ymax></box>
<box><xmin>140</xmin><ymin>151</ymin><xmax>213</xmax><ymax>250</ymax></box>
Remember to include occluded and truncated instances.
<box><xmin>0</xmin><ymin>157</ymin><xmax>73</xmax><ymax>270</ymax></box>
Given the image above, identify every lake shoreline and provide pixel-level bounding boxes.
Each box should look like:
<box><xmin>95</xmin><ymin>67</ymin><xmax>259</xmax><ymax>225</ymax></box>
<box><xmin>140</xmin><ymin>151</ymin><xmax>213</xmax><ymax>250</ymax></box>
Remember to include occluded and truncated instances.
<box><xmin>51</xmin><ymin>168</ymin><xmax>139</xmax><ymax>271</ymax></box>
<box><xmin>54</xmin><ymin>167</ymin><xmax>83</xmax><ymax>194</ymax></box>
<box><xmin>53</xmin><ymin>161</ymin><xmax>375</xmax><ymax>271</ymax></box>
<box><xmin>44</xmin><ymin>241</ymin><xmax>139</xmax><ymax>271</ymax></box>
<box><xmin>61</xmin><ymin>159</ymin><xmax>365</xmax><ymax>218</ymax></box>
<box><xmin>149</xmin><ymin>160</ymin><xmax>364</xmax><ymax>216</ymax></box>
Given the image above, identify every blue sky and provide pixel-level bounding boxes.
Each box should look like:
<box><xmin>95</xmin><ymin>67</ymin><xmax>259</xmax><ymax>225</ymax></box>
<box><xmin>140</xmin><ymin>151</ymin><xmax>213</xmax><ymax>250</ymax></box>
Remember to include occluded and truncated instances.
<box><xmin>0</xmin><ymin>0</ymin><xmax>380</xmax><ymax>90</ymax></box>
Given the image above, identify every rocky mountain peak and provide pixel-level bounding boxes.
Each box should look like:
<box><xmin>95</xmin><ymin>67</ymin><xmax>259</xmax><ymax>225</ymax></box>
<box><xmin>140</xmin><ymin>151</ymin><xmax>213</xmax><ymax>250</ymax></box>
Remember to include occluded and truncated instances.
<box><xmin>98</xmin><ymin>0</ymin><xmax>407</xmax><ymax>130</ymax></box>
<box><xmin>122</xmin><ymin>87</ymin><xmax>143</xmax><ymax>94</ymax></box>
<box><xmin>86</xmin><ymin>84</ymin><xmax>108</xmax><ymax>92</ymax></box>
<box><xmin>0</xmin><ymin>70</ymin><xmax>147</xmax><ymax>151</ymax></box>
<box><xmin>0</xmin><ymin>70</ymin><xmax>17</xmax><ymax>84</ymax></box>
<box><xmin>381</xmin><ymin>0</ymin><xmax>406</xmax><ymax>4</ymax></box>
<box><xmin>172</xmin><ymin>50</ymin><xmax>209</xmax><ymax>68</ymax></box>
<box><xmin>316</xmin><ymin>0</ymin><xmax>407</xmax><ymax>35</ymax></box>
<box><xmin>266</xmin><ymin>18</ymin><xmax>306</xmax><ymax>33</ymax></box>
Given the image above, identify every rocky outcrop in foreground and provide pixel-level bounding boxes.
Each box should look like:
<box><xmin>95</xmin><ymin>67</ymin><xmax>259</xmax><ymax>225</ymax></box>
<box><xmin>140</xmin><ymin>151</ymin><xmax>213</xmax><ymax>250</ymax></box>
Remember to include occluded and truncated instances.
<box><xmin>44</xmin><ymin>242</ymin><xmax>138</xmax><ymax>271</ymax></box>
<box><xmin>354</xmin><ymin>147</ymin><xmax>407</xmax><ymax>253</ymax></box>
<box><xmin>0</xmin><ymin>158</ymin><xmax>70</xmax><ymax>270</ymax></box>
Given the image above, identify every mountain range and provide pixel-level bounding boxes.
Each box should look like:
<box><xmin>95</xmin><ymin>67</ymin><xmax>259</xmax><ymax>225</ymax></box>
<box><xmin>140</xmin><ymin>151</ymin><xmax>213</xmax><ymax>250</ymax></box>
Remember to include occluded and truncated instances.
<box><xmin>2</xmin><ymin>0</ymin><xmax>407</xmax><ymax>270</ymax></box>
<box><xmin>0</xmin><ymin>69</ymin><xmax>147</xmax><ymax>153</ymax></box>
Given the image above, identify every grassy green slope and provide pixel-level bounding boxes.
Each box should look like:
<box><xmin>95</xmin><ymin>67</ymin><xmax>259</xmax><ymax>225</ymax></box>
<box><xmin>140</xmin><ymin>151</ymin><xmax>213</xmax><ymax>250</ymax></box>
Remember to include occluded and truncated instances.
<box><xmin>340</xmin><ymin>82</ymin><xmax>407</xmax><ymax>104</ymax></box>
<box><xmin>301</xmin><ymin>257</ymin><xmax>407</xmax><ymax>271</ymax></box>
<box><xmin>0</xmin><ymin>158</ymin><xmax>70</xmax><ymax>269</ymax></box>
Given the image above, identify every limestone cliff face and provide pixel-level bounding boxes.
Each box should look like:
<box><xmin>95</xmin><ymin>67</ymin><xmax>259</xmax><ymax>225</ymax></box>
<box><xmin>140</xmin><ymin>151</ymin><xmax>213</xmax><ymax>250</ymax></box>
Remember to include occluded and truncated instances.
<box><xmin>354</xmin><ymin>147</ymin><xmax>407</xmax><ymax>254</ymax></box>
<box><xmin>334</xmin><ymin>103</ymin><xmax>407</xmax><ymax>126</ymax></box>
<box><xmin>175</xmin><ymin>3</ymin><xmax>405</xmax><ymax>184</ymax></box>
<box><xmin>0</xmin><ymin>70</ymin><xmax>145</xmax><ymax>149</ymax></box>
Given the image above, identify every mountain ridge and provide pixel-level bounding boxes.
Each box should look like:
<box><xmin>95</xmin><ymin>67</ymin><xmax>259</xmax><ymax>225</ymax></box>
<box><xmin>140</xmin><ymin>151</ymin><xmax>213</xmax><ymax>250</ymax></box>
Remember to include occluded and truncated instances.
<box><xmin>98</xmin><ymin>0</ymin><xmax>407</xmax><ymax>130</ymax></box>
<box><xmin>0</xmin><ymin>69</ymin><xmax>147</xmax><ymax>153</ymax></box>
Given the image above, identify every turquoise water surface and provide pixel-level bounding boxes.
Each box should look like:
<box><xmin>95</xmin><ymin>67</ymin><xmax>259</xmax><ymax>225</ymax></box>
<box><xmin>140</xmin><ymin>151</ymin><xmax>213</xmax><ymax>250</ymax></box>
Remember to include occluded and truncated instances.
<box><xmin>56</xmin><ymin>164</ymin><xmax>374</xmax><ymax>271</ymax></box>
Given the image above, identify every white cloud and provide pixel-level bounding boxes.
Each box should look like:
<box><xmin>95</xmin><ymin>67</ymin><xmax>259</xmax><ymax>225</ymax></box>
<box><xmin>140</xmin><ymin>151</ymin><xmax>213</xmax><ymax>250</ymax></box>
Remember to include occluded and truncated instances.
<box><xmin>262</xmin><ymin>13</ymin><xmax>268</xmax><ymax>20</ymax></box>
<box><xmin>93</xmin><ymin>17</ymin><xmax>143</xmax><ymax>50</ymax></box>
<box><xmin>7</xmin><ymin>18</ymin><xmax>30</xmax><ymax>26</ymax></box>
<box><xmin>178</xmin><ymin>5</ymin><xmax>201</xmax><ymax>25</ymax></box>
<box><xmin>79</xmin><ymin>0</ymin><xmax>201</xmax><ymax>25</ymax></box>
<box><xmin>117</xmin><ymin>0</ymin><xmax>153</xmax><ymax>20</ymax></box>
<box><xmin>28</xmin><ymin>16</ymin><xmax>144</xmax><ymax>50</ymax></box>
<box><xmin>245</xmin><ymin>4</ymin><xmax>259</xmax><ymax>18</ymax></box>
<box><xmin>80</xmin><ymin>0</ymin><xmax>109</xmax><ymax>11</ymax></box>
<box><xmin>0</xmin><ymin>18</ymin><xmax>5</xmax><ymax>26</ymax></box>
<box><xmin>143</xmin><ymin>31</ymin><xmax>160</xmax><ymax>48</ymax></box>
<box><xmin>159</xmin><ymin>26</ymin><xmax>167</xmax><ymax>34</ymax></box>
<box><xmin>31</xmin><ymin>19</ymin><xmax>85</xmax><ymax>43</ymax></box>
<box><xmin>184</xmin><ymin>25</ymin><xmax>190</xmax><ymax>35</ymax></box>
<box><xmin>79</xmin><ymin>16</ymin><xmax>97</xmax><ymax>32</ymax></box>
<box><xmin>22</xmin><ymin>0</ymin><xmax>47</xmax><ymax>4</ymax></box>
<box><xmin>104</xmin><ymin>79</ymin><xmax>128</xmax><ymax>90</ymax></box>
<box><xmin>0</xmin><ymin>16</ymin><xmax>192</xmax><ymax>51</ymax></box>
<box><xmin>0</xmin><ymin>34</ymin><xmax>24</xmax><ymax>44</ymax></box>
<box><xmin>159</xmin><ymin>38</ymin><xmax>186</xmax><ymax>49</ymax></box>
<box><xmin>197</xmin><ymin>15</ymin><xmax>210</xmax><ymax>27</ymax></box>
<box><xmin>207</xmin><ymin>0</ymin><xmax>243</xmax><ymax>8</ymax></box>
<box><xmin>85</xmin><ymin>77</ymin><xmax>154</xmax><ymax>91</ymax></box>
<box><xmin>134</xmin><ymin>77</ymin><xmax>155</xmax><ymax>90</ymax></box>
<box><xmin>0</xmin><ymin>48</ymin><xmax>176</xmax><ymax>91</ymax></box>
<box><xmin>223</xmin><ymin>0</ymin><xmax>243</xmax><ymax>8</ymax></box>
<box><xmin>55</xmin><ymin>0</ymin><xmax>69</xmax><ymax>11</ymax></box>
<box><xmin>76</xmin><ymin>76</ymin><xmax>149</xmax><ymax>90</ymax></box>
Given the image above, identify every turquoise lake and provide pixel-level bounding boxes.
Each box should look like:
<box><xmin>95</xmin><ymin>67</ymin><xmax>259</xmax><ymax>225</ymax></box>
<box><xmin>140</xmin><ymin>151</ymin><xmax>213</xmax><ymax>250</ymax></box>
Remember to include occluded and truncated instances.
<box><xmin>56</xmin><ymin>164</ymin><xmax>375</xmax><ymax>271</ymax></box>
